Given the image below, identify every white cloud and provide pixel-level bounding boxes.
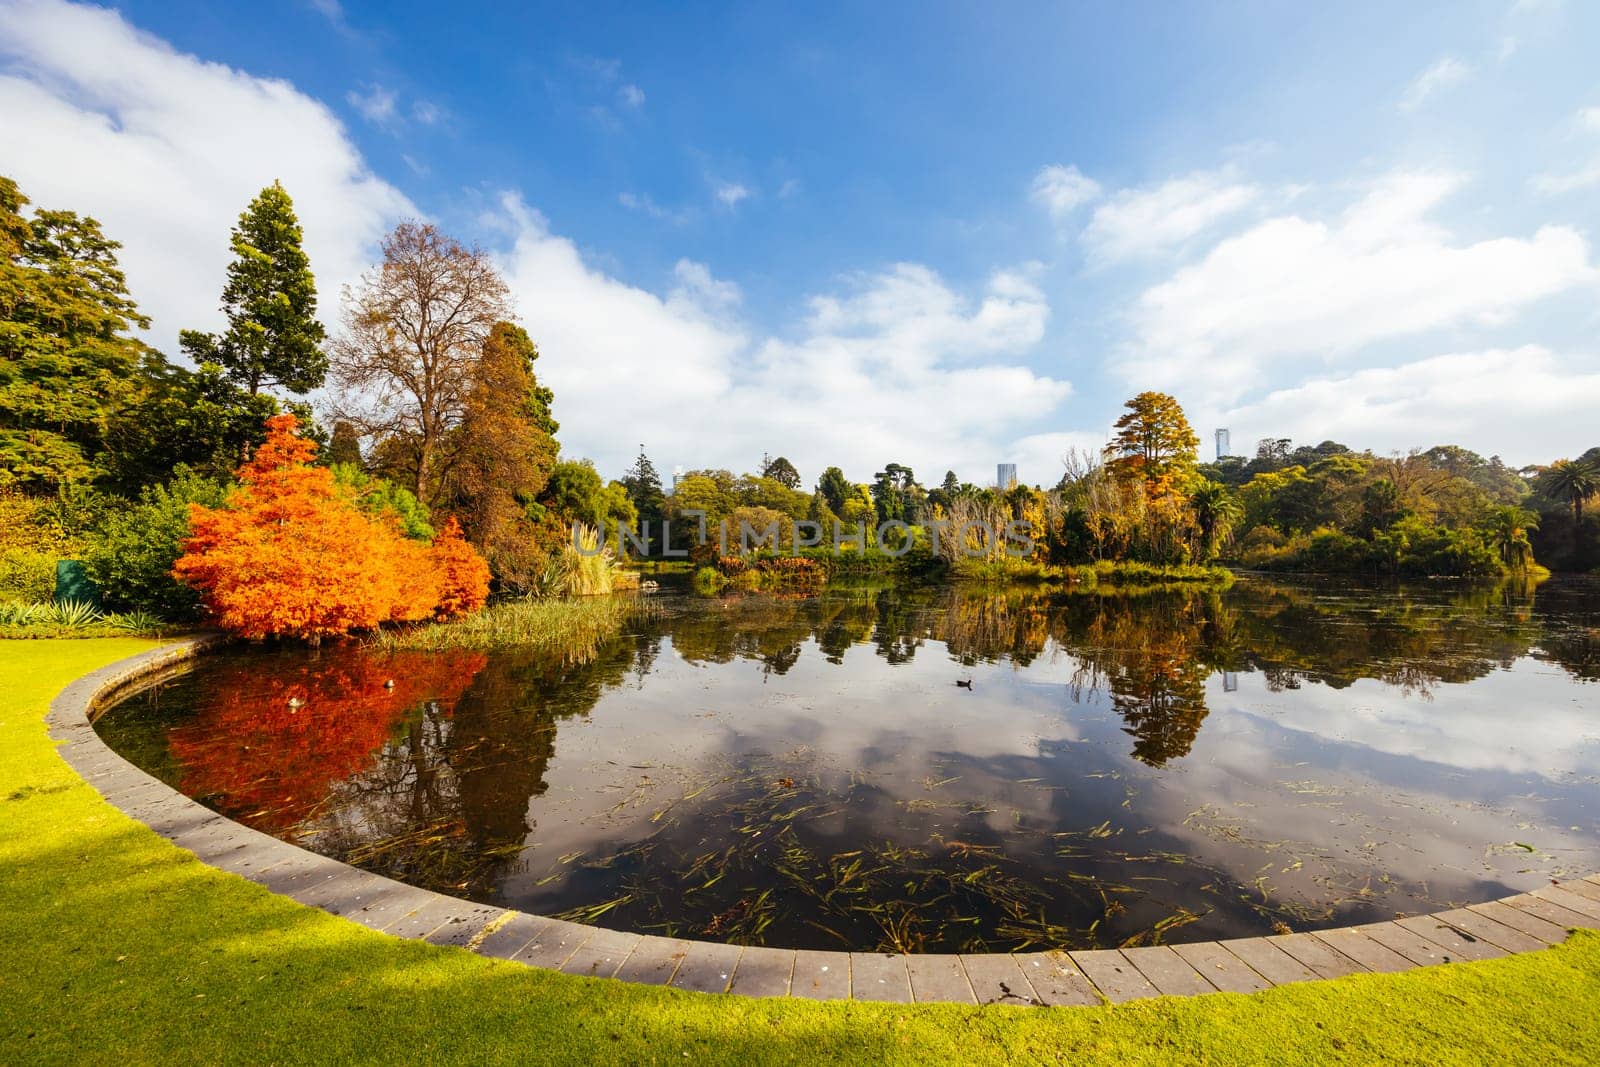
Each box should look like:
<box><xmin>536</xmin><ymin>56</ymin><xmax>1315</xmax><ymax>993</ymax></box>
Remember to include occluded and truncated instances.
<box><xmin>669</xmin><ymin>259</ymin><xmax>740</xmax><ymax>312</ymax></box>
<box><xmin>1030</xmin><ymin>164</ymin><xmax>1100</xmax><ymax>220</ymax></box>
<box><xmin>346</xmin><ymin>82</ymin><xmax>398</xmax><ymax>126</ymax></box>
<box><xmin>0</xmin><ymin>0</ymin><xmax>414</xmax><ymax>354</ymax></box>
<box><xmin>307</xmin><ymin>0</ymin><xmax>345</xmax><ymax>25</ymax></box>
<box><xmin>618</xmin><ymin>83</ymin><xmax>644</xmax><ymax>108</ymax></box>
<box><xmin>411</xmin><ymin>99</ymin><xmax>443</xmax><ymax>125</ymax></box>
<box><xmin>618</xmin><ymin>191</ymin><xmax>688</xmax><ymax>224</ymax></box>
<box><xmin>713</xmin><ymin>181</ymin><xmax>750</xmax><ymax>209</ymax></box>
<box><xmin>1400</xmin><ymin>56</ymin><xmax>1472</xmax><ymax>110</ymax></box>
<box><xmin>1121</xmin><ymin>171</ymin><xmax>1595</xmax><ymax>401</ymax></box>
<box><xmin>1532</xmin><ymin>105</ymin><xmax>1600</xmax><ymax>193</ymax></box>
<box><xmin>490</xmin><ymin>197</ymin><xmax>1068</xmax><ymax>477</ymax></box>
<box><xmin>1219</xmin><ymin>346</ymin><xmax>1600</xmax><ymax>465</ymax></box>
<box><xmin>1083</xmin><ymin>169</ymin><xmax>1259</xmax><ymax>262</ymax></box>
<box><xmin>1535</xmin><ymin>164</ymin><xmax>1600</xmax><ymax>194</ymax></box>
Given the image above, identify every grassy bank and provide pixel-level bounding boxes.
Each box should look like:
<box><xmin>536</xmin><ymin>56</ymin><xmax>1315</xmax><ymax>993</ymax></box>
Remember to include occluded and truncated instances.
<box><xmin>369</xmin><ymin>595</ymin><xmax>649</xmax><ymax>659</ymax></box>
<box><xmin>947</xmin><ymin>557</ymin><xmax>1234</xmax><ymax>588</ymax></box>
<box><xmin>4</xmin><ymin>639</ymin><xmax>1600</xmax><ymax>1064</ymax></box>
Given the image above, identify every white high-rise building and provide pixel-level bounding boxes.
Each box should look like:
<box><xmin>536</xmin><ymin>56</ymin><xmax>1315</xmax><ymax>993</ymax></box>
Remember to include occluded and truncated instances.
<box><xmin>1215</xmin><ymin>428</ymin><xmax>1231</xmax><ymax>461</ymax></box>
<box><xmin>996</xmin><ymin>463</ymin><xmax>1018</xmax><ymax>489</ymax></box>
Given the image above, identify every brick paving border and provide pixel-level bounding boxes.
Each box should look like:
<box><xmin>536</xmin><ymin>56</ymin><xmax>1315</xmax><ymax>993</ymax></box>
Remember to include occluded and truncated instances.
<box><xmin>44</xmin><ymin>636</ymin><xmax>1600</xmax><ymax>1005</ymax></box>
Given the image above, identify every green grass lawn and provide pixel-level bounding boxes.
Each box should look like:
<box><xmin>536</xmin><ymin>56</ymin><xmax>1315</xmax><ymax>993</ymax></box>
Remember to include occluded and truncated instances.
<box><xmin>4</xmin><ymin>638</ymin><xmax>1599</xmax><ymax>1065</ymax></box>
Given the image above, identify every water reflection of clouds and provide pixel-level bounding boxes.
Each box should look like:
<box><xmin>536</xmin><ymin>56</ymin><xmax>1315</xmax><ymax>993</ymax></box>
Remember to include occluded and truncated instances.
<box><xmin>514</xmin><ymin>630</ymin><xmax>1600</xmax><ymax>921</ymax></box>
<box><xmin>1140</xmin><ymin>694</ymin><xmax>1600</xmax><ymax>908</ymax></box>
<box><xmin>505</xmin><ymin>637</ymin><xmax>1093</xmax><ymax>881</ymax></box>
<box><xmin>1217</xmin><ymin>660</ymin><xmax>1600</xmax><ymax>779</ymax></box>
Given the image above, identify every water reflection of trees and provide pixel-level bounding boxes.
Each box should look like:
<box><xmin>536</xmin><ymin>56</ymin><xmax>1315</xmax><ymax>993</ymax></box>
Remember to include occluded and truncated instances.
<box><xmin>167</xmin><ymin>650</ymin><xmax>489</xmax><ymax>833</ymax></box>
<box><xmin>320</xmin><ymin>641</ymin><xmax>643</xmax><ymax>896</ymax></box>
<box><xmin>162</xmin><ymin>574</ymin><xmax>1595</xmax><ymax>897</ymax></box>
<box><xmin>166</xmin><ymin>640</ymin><xmax>643</xmax><ymax>896</ymax></box>
<box><xmin>663</xmin><ymin>576</ymin><xmax>1582</xmax><ymax>766</ymax></box>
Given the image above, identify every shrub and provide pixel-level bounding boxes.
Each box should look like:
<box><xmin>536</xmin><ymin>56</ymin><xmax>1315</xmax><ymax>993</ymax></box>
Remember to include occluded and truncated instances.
<box><xmin>692</xmin><ymin>566</ymin><xmax>725</xmax><ymax>594</ymax></box>
<box><xmin>0</xmin><ymin>547</ymin><xmax>56</xmax><ymax>602</ymax></box>
<box><xmin>83</xmin><ymin>468</ymin><xmax>229</xmax><ymax>620</ymax></box>
<box><xmin>1389</xmin><ymin>518</ymin><xmax>1504</xmax><ymax>578</ymax></box>
<box><xmin>1302</xmin><ymin>528</ymin><xmax>1375</xmax><ymax>572</ymax></box>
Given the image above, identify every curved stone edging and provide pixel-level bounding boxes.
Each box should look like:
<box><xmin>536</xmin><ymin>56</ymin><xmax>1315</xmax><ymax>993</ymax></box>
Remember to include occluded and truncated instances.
<box><xmin>46</xmin><ymin>636</ymin><xmax>1600</xmax><ymax>1005</ymax></box>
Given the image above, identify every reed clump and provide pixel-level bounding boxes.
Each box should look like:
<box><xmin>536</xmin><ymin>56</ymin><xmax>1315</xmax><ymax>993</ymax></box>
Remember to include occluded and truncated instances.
<box><xmin>370</xmin><ymin>594</ymin><xmax>651</xmax><ymax>660</ymax></box>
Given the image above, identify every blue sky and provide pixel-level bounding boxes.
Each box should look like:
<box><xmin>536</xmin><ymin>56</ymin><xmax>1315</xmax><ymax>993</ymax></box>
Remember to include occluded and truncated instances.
<box><xmin>3</xmin><ymin>0</ymin><xmax>1599</xmax><ymax>483</ymax></box>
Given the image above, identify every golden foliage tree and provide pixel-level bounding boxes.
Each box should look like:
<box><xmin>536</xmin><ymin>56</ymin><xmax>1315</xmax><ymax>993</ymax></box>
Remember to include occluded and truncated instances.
<box><xmin>1105</xmin><ymin>391</ymin><xmax>1199</xmax><ymax>494</ymax></box>
<box><xmin>445</xmin><ymin>321</ymin><xmax>560</xmax><ymax>589</ymax></box>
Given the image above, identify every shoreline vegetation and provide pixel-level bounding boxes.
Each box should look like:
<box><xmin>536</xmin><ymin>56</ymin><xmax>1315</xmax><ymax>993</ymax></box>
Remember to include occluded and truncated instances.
<box><xmin>369</xmin><ymin>595</ymin><xmax>653</xmax><ymax>658</ymax></box>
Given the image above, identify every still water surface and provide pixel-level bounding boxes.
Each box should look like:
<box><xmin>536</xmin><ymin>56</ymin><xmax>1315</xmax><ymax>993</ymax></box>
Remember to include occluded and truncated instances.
<box><xmin>97</xmin><ymin>576</ymin><xmax>1600</xmax><ymax>952</ymax></box>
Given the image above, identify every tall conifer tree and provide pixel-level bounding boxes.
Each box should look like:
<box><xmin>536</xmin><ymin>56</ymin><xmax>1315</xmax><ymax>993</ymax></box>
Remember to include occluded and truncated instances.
<box><xmin>182</xmin><ymin>182</ymin><xmax>326</xmax><ymax>396</ymax></box>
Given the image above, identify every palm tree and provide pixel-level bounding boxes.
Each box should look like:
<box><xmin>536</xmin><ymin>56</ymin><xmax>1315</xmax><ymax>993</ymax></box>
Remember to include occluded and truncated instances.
<box><xmin>1484</xmin><ymin>505</ymin><xmax>1539</xmax><ymax>570</ymax></box>
<box><xmin>1537</xmin><ymin>459</ymin><xmax>1600</xmax><ymax>556</ymax></box>
<box><xmin>1189</xmin><ymin>481</ymin><xmax>1243</xmax><ymax>561</ymax></box>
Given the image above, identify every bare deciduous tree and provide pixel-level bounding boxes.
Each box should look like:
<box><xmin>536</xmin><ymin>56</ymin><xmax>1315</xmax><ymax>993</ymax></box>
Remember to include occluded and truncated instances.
<box><xmin>331</xmin><ymin>222</ymin><xmax>510</xmax><ymax>506</ymax></box>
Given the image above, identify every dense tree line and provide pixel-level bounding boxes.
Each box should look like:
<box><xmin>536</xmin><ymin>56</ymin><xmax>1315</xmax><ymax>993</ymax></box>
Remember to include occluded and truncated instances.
<box><xmin>4</xmin><ymin>171</ymin><xmax>1597</xmax><ymax>620</ymax></box>
<box><xmin>644</xmin><ymin>388</ymin><xmax>1597</xmax><ymax>579</ymax></box>
<box><xmin>0</xmin><ymin>175</ymin><xmax>633</xmax><ymax>615</ymax></box>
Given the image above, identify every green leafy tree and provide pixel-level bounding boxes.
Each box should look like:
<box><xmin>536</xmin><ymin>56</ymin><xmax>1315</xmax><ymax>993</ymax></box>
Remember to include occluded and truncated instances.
<box><xmin>1357</xmin><ymin>478</ymin><xmax>1408</xmax><ymax>537</ymax></box>
<box><xmin>817</xmin><ymin>466</ymin><xmax>853</xmax><ymax>516</ymax></box>
<box><xmin>98</xmin><ymin>358</ymin><xmax>279</xmax><ymax>493</ymax></box>
<box><xmin>541</xmin><ymin>459</ymin><xmax>638</xmax><ymax>534</ymax></box>
<box><xmin>932</xmin><ymin>470</ymin><xmax>962</xmax><ymax>509</ymax></box>
<box><xmin>806</xmin><ymin>489</ymin><xmax>840</xmax><ymax>532</ymax></box>
<box><xmin>1482</xmin><ymin>505</ymin><xmax>1538</xmax><ymax>570</ymax></box>
<box><xmin>871</xmin><ymin>463</ymin><xmax>918</xmax><ymax>523</ymax></box>
<box><xmin>1105</xmin><ymin>392</ymin><xmax>1199</xmax><ymax>492</ymax></box>
<box><xmin>331</xmin><ymin>464</ymin><xmax>434</xmax><ymax>540</ymax></box>
<box><xmin>0</xmin><ymin>176</ymin><xmax>151</xmax><ymax>491</ymax></box>
<box><xmin>326</xmin><ymin>420</ymin><xmax>362</xmax><ymax>468</ymax></box>
<box><xmin>761</xmin><ymin>455</ymin><xmax>801</xmax><ymax>490</ymax></box>
<box><xmin>179</xmin><ymin>182</ymin><xmax>326</xmax><ymax>396</ymax></box>
<box><xmin>736</xmin><ymin>474</ymin><xmax>810</xmax><ymax>518</ymax></box>
<box><xmin>670</xmin><ymin>473</ymin><xmax>734</xmax><ymax>525</ymax></box>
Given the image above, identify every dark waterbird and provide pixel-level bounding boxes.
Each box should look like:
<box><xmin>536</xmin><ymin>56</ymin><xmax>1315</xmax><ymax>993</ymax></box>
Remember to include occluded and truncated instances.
<box><xmin>954</xmin><ymin>679</ymin><xmax>973</xmax><ymax>689</ymax></box>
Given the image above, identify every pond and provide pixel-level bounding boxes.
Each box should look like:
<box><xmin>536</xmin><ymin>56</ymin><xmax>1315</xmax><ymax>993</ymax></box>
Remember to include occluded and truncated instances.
<box><xmin>96</xmin><ymin>575</ymin><xmax>1600</xmax><ymax>954</ymax></box>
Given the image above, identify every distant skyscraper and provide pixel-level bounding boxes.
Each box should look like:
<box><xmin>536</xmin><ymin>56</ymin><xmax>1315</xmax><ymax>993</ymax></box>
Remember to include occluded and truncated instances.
<box><xmin>996</xmin><ymin>463</ymin><xmax>1018</xmax><ymax>489</ymax></box>
<box><xmin>1215</xmin><ymin>428</ymin><xmax>1231</xmax><ymax>461</ymax></box>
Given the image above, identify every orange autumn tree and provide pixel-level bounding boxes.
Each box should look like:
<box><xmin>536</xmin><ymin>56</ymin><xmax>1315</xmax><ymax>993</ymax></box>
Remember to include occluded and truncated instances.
<box><xmin>431</xmin><ymin>516</ymin><xmax>491</xmax><ymax>618</ymax></box>
<box><xmin>174</xmin><ymin>414</ymin><xmax>489</xmax><ymax>641</ymax></box>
